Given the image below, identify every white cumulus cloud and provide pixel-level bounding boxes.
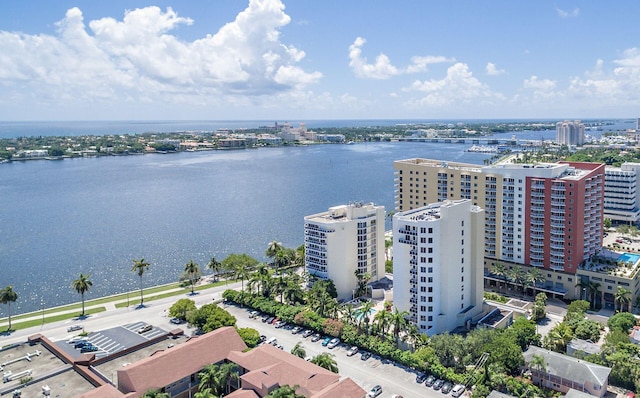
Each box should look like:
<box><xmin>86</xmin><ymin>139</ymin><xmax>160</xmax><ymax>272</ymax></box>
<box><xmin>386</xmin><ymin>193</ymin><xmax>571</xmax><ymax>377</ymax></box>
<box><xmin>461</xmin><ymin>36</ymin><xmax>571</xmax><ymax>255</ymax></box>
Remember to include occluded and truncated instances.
<box><xmin>556</xmin><ymin>7</ymin><xmax>580</xmax><ymax>18</ymax></box>
<box><xmin>348</xmin><ymin>37</ymin><xmax>452</xmax><ymax>79</ymax></box>
<box><xmin>486</xmin><ymin>62</ymin><xmax>505</xmax><ymax>76</ymax></box>
<box><xmin>0</xmin><ymin>0</ymin><xmax>322</xmax><ymax>112</ymax></box>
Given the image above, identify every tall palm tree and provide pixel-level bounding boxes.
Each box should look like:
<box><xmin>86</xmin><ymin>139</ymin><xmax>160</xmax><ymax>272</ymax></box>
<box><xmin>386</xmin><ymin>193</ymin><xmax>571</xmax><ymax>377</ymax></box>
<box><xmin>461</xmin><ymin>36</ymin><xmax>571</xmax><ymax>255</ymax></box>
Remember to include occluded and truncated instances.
<box><xmin>310</xmin><ymin>353</ymin><xmax>339</xmax><ymax>373</ymax></box>
<box><xmin>575</xmin><ymin>280</ymin><xmax>590</xmax><ymax>302</ymax></box>
<box><xmin>265</xmin><ymin>240</ymin><xmax>284</xmax><ymax>264</ymax></box>
<box><xmin>490</xmin><ymin>262</ymin><xmax>508</xmax><ymax>290</ymax></box>
<box><xmin>141</xmin><ymin>389</ymin><xmax>170</xmax><ymax>398</ymax></box>
<box><xmin>309</xmin><ymin>289</ymin><xmax>333</xmax><ymax>318</ymax></box>
<box><xmin>131</xmin><ymin>259</ymin><xmax>150</xmax><ymax>306</ymax></box>
<box><xmin>339</xmin><ymin>303</ymin><xmax>357</xmax><ymax>326</ymax></box>
<box><xmin>373</xmin><ymin>307</ymin><xmax>392</xmax><ymax>337</ymax></box>
<box><xmin>615</xmin><ymin>287</ymin><xmax>631</xmax><ymax>312</ymax></box>
<box><xmin>354</xmin><ymin>300</ymin><xmax>375</xmax><ymax>332</ymax></box>
<box><xmin>588</xmin><ymin>281</ymin><xmax>601</xmax><ymax>309</ymax></box>
<box><xmin>291</xmin><ymin>342</ymin><xmax>306</xmax><ymax>359</ymax></box>
<box><xmin>233</xmin><ymin>263</ymin><xmax>252</xmax><ymax>292</ymax></box>
<box><xmin>507</xmin><ymin>267</ymin><xmax>527</xmax><ymax>294</ymax></box>
<box><xmin>71</xmin><ymin>274</ymin><xmax>92</xmax><ymax>317</ymax></box>
<box><xmin>526</xmin><ymin>268</ymin><xmax>545</xmax><ymax>297</ymax></box>
<box><xmin>194</xmin><ymin>388</ymin><xmax>217</xmax><ymax>398</ymax></box>
<box><xmin>206</xmin><ymin>257</ymin><xmax>222</xmax><ymax>282</ymax></box>
<box><xmin>390</xmin><ymin>307</ymin><xmax>409</xmax><ymax>347</ymax></box>
<box><xmin>184</xmin><ymin>260</ymin><xmax>200</xmax><ymax>295</ymax></box>
<box><xmin>530</xmin><ymin>354</ymin><xmax>546</xmax><ymax>387</ymax></box>
<box><xmin>0</xmin><ymin>286</ymin><xmax>18</xmax><ymax>330</ymax></box>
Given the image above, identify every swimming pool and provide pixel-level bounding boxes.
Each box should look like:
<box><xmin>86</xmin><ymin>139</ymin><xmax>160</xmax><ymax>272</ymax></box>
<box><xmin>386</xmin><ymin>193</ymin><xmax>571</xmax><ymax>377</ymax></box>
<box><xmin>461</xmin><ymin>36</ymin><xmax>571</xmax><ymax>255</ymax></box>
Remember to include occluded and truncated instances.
<box><xmin>617</xmin><ymin>252</ymin><xmax>640</xmax><ymax>265</ymax></box>
<box><xmin>355</xmin><ymin>308</ymin><xmax>377</xmax><ymax>320</ymax></box>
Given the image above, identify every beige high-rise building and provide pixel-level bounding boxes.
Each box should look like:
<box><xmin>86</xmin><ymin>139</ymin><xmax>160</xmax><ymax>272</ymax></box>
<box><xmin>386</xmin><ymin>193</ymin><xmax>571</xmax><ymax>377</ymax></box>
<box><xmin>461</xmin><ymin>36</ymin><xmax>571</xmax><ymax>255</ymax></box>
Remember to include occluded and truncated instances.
<box><xmin>394</xmin><ymin>158</ymin><xmax>605</xmax><ymax>300</ymax></box>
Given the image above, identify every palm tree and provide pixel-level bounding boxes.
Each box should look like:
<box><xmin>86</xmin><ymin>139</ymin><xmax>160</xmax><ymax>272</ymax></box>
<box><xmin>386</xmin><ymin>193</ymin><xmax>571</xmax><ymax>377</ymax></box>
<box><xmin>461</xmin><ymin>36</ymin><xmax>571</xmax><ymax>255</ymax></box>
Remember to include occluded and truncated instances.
<box><xmin>339</xmin><ymin>303</ymin><xmax>357</xmax><ymax>326</ymax></box>
<box><xmin>291</xmin><ymin>342</ymin><xmax>306</xmax><ymax>358</ymax></box>
<box><xmin>390</xmin><ymin>307</ymin><xmax>409</xmax><ymax>347</ymax></box>
<box><xmin>194</xmin><ymin>388</ymin><xmax>217</xmax><ymax>398</ymax></box>
<box><xmin>199</xmin><ymin>363</ymin><xmax>238</xmax><ymax>396</ymax></box>
<box><xmin>266</xmin><ymin>240</ymin><xmax>284</xmax><ymax>264</ymax></box>
<box><xmin>309</xmin><ymin>289</ymin><xmax>333</xmax><ymax>318</ymax></box>
<box><xmin>526</xmin><ymin>268</ymin><xmax>545</xmax><ymax>297</ymax></box>
<box><xmin>233</xmin><ymin>264</ymin><xmax>252</xmax><ymax>292</ymax></box>
<box><xmin>575</xmin><ymin>280</ymin><xmax>590</xmax><ymax>302</ymax></box>
<box><xmin>529</xmin><ymin>354</ymin><xmax>546</xmax><ymax>387</ymax></box>
<box><xmin>615</xmin><ymin>287</ymin><xmax>631</xmax><ymax>312</ymax></box>
<box><xmin>184</xmin><ymin>260</ymin><xmax>200</xmax><ymax>295</ymax></box>
<box><xmin>131</xmin><ymin>259</ymin><xmax>150</xmax><ymax>306</ymax></box>
<box><xmin>206</xmin><ymin>257</ymin><xmax>222</xmax><ymax>282</ymax></box>
<box><xmin>310</xmin><ymin>353</ymin><xmax>339</xmax><ymax>373</ymax></box>
<box><xmin>490</xmin><ymin>262</ymin><xmax>508</xmax><ymax>290</ymax></box>
<box><xmin>373</xmin><ymin>307</ymin><xmax>392</xmax><ymax>337</ymax></box>
<box><xmin>0</xmin><ymin>286</ymin><xmax>18</xmax><ymax>330</ymax></box>
<box><xmin>507</xmin><ymin>267</ymin><xmax>527</xmax><ymax>295</ymax></box>
<box><xmin>71</xmin><ymin>273</ymin><xmax>92</xmax><ymax>316</ymax></box>
<box><xmin>354</xmin><ymin>300</ymin><xmax>375</xmax><ymax>332</ymax></box>
<box><xmin>588</xmin><ymin>281</ymin><xmax>601</xmax><ymax>309</ymax></box>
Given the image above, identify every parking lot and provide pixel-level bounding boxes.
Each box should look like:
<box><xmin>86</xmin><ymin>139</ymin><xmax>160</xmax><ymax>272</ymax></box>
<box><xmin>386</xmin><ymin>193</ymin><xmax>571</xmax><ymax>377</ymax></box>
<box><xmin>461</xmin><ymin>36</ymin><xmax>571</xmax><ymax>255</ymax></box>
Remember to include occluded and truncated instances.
<box><xmin>55</xmin><ymin>321</ymin><xmax>166</xmax><ymax>359</ymax></box>
<box><xmin>225</xmin><ymin>304</ymin><xmax>465</xmax><ymax>398</ymax></box>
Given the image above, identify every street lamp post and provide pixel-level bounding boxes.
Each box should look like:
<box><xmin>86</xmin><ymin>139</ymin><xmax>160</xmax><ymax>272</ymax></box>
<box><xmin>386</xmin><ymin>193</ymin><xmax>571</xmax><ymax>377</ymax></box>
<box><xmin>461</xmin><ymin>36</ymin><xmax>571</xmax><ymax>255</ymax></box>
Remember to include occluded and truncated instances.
<box><xmin>583</xmin><ymin>288</ymin><xmax>586</xmax><ymax>301</ymax></box>
<box><xmin>41</xmin><ymin>298</ymin><xmax>45</xmax><ymax>326</ymax></box>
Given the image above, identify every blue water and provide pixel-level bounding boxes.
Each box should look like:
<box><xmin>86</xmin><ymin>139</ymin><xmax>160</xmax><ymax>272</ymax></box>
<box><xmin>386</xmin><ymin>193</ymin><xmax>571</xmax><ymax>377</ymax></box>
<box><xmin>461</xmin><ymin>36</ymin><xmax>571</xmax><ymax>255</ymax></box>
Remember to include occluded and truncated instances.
<box><xmin>0</xmin><ymin>140</ymin><xmax>497</xmax><ymax>315</ymax></box>
<box><xmin>617</xmin><ymin>253</ymin><xmax>640</xmax><ymax>264</ymax></box>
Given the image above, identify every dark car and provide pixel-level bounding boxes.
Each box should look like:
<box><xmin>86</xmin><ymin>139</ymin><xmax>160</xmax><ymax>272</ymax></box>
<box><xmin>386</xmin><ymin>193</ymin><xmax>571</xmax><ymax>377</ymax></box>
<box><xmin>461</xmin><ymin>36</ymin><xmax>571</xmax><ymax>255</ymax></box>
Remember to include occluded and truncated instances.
<box><xmin>416</xmin><ymin>373</ymin><xmax>427</xmax><ymax>384</ymax></box>
<box><xmin>360</xmin><ymin>351</ymin><xmax>372</xmax><ymax>361</ymax></box>
<box><xmin>321</xmin><ymin>337</ymin><xmax>332</xmax><ymax>346</ymax></box>
<box><xmin>261</xmin><ymin>314</ymin><xmax>271</xmax><ymax>322</ymax></box>
<box><xmin>258</xmin><ymin>335</ymin><xmax>267</xmax><ymax>344</ymax></box>
<box><xmin>433</xmin><ymin>379</ymin><xmax>445</xmax><ymax>390</ymax></box>
<box><xmin>302</xmin><ymin>329</ymin><xmax>314</xmax><ymax>338</ymax></box>
<box><xmin>80</xmin><ymin>344</ymin><xmax>98</xmax><ymax>353</ymax></box>
<box><xmin>74</xmin><ymin>341</ymin><xmax>91</xmax><ymax>349</ymax></box>
<box><xmin>311</xmin><ymin>333</ymin><xmax>321</xmax><ymax>342</ymax></box>
<box><xmin>425</xmin><ymin>375</ymin><xmax>436</xmax><ymax>387</ymax></box>
<box><xmin>265</xmin><ymin>316</ymin><xmax>275</xmax><ymax>324</ymax></box>
<box><xmin>441</xmin><ymin>381</ymin><xmax>453</xmax><ymax>394</ymax></box>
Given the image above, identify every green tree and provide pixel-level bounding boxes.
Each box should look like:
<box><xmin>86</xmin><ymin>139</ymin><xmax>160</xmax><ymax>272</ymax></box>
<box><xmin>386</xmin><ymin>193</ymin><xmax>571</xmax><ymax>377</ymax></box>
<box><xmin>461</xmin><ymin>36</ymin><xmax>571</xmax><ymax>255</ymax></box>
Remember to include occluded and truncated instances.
<box><xmin>390</xmin><ymin>307</ymin><xmax>409</xmax><ymax>347</ymax></box>
<box><xmin>607</xmin><ymin>312</ymin><xmax>637</xmax><ymax>333</ymax></box>
<box><xmin>223</xmin><ymin>253</ymin><xmax>258</xmax><ymax>291</ymax></box>
<box><xmin>615</xmin><ymin>287</ymin><xmax>631</xmax><ymax>312</ymax></box>
<box><xmin>507</xmin><ymin>317</ymin><xmax>539</xmax><ymax>349</ymax></box>
<box><xmin>373</xmin><ymin>307</ymin><xmax>392</xmax><ymax>337</ymax></box>
<box><xmin>187</xmin><ymin>303</ymin><xmax>236</xmax><ymax>333</ymax></box>
<box><xmin>490</xmin><ymin>262</ymin><xmax>508</xmax><ymax>290</ymax></box>
<box><xmin>507</xmin><ymin>267</ymin><xmax>527</xmax><ymax>294</ymax></box>
<box><xmin>291</xmin><ymin>342</ymin><xmax>306</xmax><ymax>359</ymax></box>
<box><xmin>198</xmin><ymin>362</ymin><xmax>239</xmax><ymax>396</ymax></box>
<box><xmin>0</xmin><ymin>286</ymin><xmax>18</xmax><ymax>330</ymax></box>
<box><xmin>184</xmin><ymin>260</ymin><xmax>200</xmax><ymax>295</ymax></box>
<box><xmin>206</xmin><ymin>257</ymin><xmax>222</xmax><ymax>281</ymax></box>
<box><xmin>71</xmin><ymin>273</ymin><xmax>92</xmax><ymax>316</ymax></box>
<box><xmin>266</xmin><ymin>385</ymin><xmax>304</xmax><ymax>398</ymax></box>
<box><xmin>169</xmin><ymin>298</ymin><xmax>197</xmax><ymax>321</ymax></box>
<box><xmin>237</xmin><ymin>327</ymin><xmax>260</xmax><ymax>348</ymax></box>
<box><xmin>310</xmin><ymin>353</ymin><xmax>338</xmax><ymax>373</ymax></box>
<box><xmin>141</xmin><ymin>389</ymin><xmax>169</xmax><ymax>398</ymax></box>
<box><xmin>131</xmin><ymin>258</ymin><xmax>150</xmax><ymax>306</ymax></box>
<box><xmin>266</xmin><ymin>240</ymin><xmax>284</xmax><ymax>263</ymax></box>
<box><xmin>526</xmin><ymin>268</ymin><xmax>545</xmax><ymax>297</ymax></box>
<box><xmin>194</xmin><ymin>388</ymin><xmax>217</xmax><ymax>398</ymax></box>
<box><xmin>354</xmin><ymin>300</ymin><xmax>375</xmax><ymax>332</ymax></box>
<box><xmin>530</xmin><ymin>354</ymin><xmax>546</xmax><ymax>387</ymax></box>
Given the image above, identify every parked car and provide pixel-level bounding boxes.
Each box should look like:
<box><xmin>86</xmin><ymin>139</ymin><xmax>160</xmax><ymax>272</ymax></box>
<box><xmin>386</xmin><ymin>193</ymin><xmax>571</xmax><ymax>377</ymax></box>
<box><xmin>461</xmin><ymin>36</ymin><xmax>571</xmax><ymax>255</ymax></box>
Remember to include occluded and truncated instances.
<box><xmin>249</xmin><ymin>310</ymin><xmax>260</xmax><ymax>319</ymax></box>
<box><xmin>291</xmin><ymin>326</ymin><xmax>303</xmax><ymax>334</ymax></box>
<box><xmin>441</xmin><ymin>381</ymin><xmax>453</xmax><ymax>394</ymax></box>
<box><xmin>137</xmin><ymin>324</ymin><xmax>152</xmax><ymax>334</ymax></box>
<box><xmin>367</xmin><ymin>385</ymin><xmax>382</xmax><ymax>398</ymax></box>
<box><xmin>327</xmin><ymin>338</ymin><xmax>340</xmax><ymax>349</ymax></box>
<box><xmin>321</xmin><ymin>337</ymin><xmax>332</xmax><ymax>346</ymax></box>
<box><xmin>311</xmin><ymin>333</ymin><xmax>321</xmax><ymax>342</ymax></box>
<box><xmin>433</xmin><ymin>379</ymin><xmax>445</xmax><ymax>390</ymax></box>
<box><xmin>271</xmin><ymin>317</ymin><xmax>280</xmax><ymax>325</ymax></box>
<box><xmin>258</xmin><ymin>335</ymin><xmax>267</xmax><ymax>344</ymax></box>
<box><xmin>80</xmin><ymin>344</ymin><xmax>99</xmax><ymax>353</ymax></box>
<box><xmin>274</xmin><ymin>320</ymin><xmax>287</xmax><ymax>328</ymax></box>
<box><xmin>302</xmin><ymin>329</ymin><xmax>314</xmax><ymax>338</ymax></box>
<box><xmin>360</xmin><ymin>351</ymin><xmax>372</xmax><ymax>361</ymax></box>
<box><xmin>261</xmin><ymin>314</ymin><xmax>271</xmax><ymax>322</ymax></box>
<box><xmin>277</xmin><ymin>345</ymin><xmax>284</xmax><ymax>350</ymax></box>
<box><xmin>265</xmin><ymin>316</ymin><xmax>275</xmax><ymax>324</ymax></box>
<box><xmin>67</xmin><ymin>325</ymin><xmax>83</xmax><ymax>332</ymax></box>
<box><xmin>68</xmin><ymin>337</ymin><xmax>87</xmax><ymax>344</ymax></box>
<box><xmin>266</xmin><ymin>337</ymin><xmax>278</xmax><ymax>346</ymax></box>
<box><xmin>170</xmin><ymin>317</ymin><xmax>183</xmax><ymax>324</ymax></box>
<box><xmin>74</xmin><ymin>341</ymin><xmax>91</xmax><ymax>349</ymax></box>
<box><xmin>416</xmin><ymin>373</ymin><xmax>428</xmax><ymax>384</ymax></box>
<box><xmin>390</xmin><ymin>395</ymin><xmax>404</xmax><ymax>398</ymax></box>
<box><xmin>425</xmin><ymin>375</ymin><xmax>436</xmax><ymax>387</ymax></box>
<box><xmin>346</xmin><ymin>346</ymin><xmax>359</xmax><ymax>356</ymax></box>
<box><xmin>451</xmin><ymin>384</ymin><xmax>465</xmax><ymax>397</ymax></box>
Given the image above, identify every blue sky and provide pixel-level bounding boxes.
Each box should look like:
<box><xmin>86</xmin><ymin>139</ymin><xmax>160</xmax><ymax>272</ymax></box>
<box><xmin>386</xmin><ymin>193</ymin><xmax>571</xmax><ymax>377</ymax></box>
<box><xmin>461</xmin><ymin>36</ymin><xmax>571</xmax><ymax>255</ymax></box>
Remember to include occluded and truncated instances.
<box><xmin>1</xmin><ymin>0</ymin><xmax>639</xmax><ymax>121</ymax></box>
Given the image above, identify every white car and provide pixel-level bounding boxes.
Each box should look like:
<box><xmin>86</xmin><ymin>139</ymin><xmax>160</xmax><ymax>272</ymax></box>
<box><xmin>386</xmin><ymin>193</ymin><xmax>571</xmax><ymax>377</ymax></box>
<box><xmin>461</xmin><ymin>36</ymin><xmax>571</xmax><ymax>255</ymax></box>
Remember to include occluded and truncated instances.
<box><xmin>346</xmin><ymin>346</ymin><xmax>358</xmax><ymax>356</ymax></box>
<box><xmin>451</xmin><ymin>384</ymin><xmax>465</xmax><ymax>397</ymax></box>
<box><xmin>67</xmin><ymin>325</ymin><xmax>83</xmax><ymax>332</ymax></box>
<box><xmin>327</xmin><ymin>338</ymin><xmax>340</xmax><ymax>349</ymax></box>
<box><xmin>367</xmin><ymin>385</ymin><xmax>382</xmax><ymax>397</ymax></box>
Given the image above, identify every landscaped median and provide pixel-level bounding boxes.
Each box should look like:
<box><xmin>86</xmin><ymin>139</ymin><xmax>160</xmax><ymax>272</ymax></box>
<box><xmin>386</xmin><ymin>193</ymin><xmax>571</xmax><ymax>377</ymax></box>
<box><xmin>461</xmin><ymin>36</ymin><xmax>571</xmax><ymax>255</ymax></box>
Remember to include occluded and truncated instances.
<box><xmin>0</xmin><ymin>279</ymin><xmax>231</xmax><ymax>332</ymax></box>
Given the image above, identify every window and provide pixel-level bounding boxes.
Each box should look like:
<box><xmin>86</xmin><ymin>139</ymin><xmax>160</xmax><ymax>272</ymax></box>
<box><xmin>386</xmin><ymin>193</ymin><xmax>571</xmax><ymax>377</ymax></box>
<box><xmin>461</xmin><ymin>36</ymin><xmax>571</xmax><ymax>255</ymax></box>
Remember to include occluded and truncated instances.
<box><xmin>428</xmin><ymin>228</ymin><xmax>433</xmax><ymax>233</ymax></box>
<box><xmin>428</xmin><ymin>297</ymin><xmax>433</xmax><ymax>302</ymax></box>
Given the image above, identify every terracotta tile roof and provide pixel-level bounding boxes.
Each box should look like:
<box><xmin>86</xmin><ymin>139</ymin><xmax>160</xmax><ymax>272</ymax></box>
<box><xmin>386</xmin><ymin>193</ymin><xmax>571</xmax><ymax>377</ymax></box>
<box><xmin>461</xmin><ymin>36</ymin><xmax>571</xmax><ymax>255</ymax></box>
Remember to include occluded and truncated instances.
<box><xmin>229</xmin><ymin>344</ymin><xmax>342</xmax><ymax>396</ymax></box>
<box><xmin>117</xmin><ymin>326</ymin><xmax>247</xmax><ymax>397</ymax></box>
<box><xmin>226</xmin><ymin>388</ymin><xmax>261</xmax><ymax>398</ymax></box>
<box><xmin>310</xmin><ymin>377</ymin><xmax>366</xmax><ymax>398</ymax></box>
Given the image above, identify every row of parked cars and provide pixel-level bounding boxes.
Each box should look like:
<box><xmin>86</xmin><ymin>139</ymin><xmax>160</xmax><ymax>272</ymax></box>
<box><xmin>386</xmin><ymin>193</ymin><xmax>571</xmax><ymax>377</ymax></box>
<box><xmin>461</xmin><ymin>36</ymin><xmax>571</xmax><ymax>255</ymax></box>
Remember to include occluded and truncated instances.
<box><xmin>416</xmin><ymin>373</ymin><xmax>465</xmax><ymax>396</ymax></box>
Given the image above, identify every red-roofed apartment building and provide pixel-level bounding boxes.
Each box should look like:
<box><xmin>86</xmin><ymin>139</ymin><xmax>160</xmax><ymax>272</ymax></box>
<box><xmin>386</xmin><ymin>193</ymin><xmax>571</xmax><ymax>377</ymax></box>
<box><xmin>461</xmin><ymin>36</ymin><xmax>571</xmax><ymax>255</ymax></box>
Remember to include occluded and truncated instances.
<box><xmin>78</xmin><ymin>327</ymin><xmax>364</xmax><ymax>398</ymax></box>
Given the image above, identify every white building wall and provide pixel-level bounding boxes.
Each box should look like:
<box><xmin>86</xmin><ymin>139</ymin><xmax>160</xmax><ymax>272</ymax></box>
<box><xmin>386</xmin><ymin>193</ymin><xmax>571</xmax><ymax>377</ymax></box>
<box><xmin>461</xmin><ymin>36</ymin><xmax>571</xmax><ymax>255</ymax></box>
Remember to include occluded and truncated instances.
<box><xmin>304</xmin><ymin>203</ymin><xmax>385</xmax><ymax>301</ymax></box>
<box><xmin>393</xmin><ymin>200</ymin><xmax>484</xmax><ymax>336</ymax></box>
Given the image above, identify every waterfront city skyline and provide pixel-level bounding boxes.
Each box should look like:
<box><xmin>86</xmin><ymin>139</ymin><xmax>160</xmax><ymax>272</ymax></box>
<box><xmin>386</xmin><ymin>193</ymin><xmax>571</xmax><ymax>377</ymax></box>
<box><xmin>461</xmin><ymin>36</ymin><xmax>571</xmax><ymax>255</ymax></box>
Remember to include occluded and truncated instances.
<box><xmin>1</xmin><ymin>1</ymin><xmax>640</xmax><ymax>121</ymax></box>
